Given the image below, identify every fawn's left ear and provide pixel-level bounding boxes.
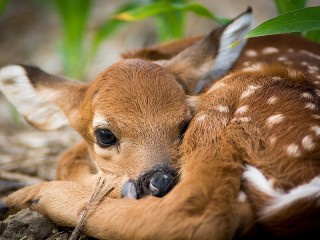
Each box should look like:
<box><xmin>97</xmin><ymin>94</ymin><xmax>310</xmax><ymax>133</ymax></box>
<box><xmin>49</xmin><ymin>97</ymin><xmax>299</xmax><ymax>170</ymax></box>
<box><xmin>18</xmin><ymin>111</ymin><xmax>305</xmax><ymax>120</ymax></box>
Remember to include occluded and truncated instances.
<box><xmin>0</xmin><ymin>65</ymin><xmax>87</xmax><ymax>130</ymax></box>
<box><xmin>164</xmin><ymin>7</ymin><xmax>253</xmax><ymax>93</ymax></box>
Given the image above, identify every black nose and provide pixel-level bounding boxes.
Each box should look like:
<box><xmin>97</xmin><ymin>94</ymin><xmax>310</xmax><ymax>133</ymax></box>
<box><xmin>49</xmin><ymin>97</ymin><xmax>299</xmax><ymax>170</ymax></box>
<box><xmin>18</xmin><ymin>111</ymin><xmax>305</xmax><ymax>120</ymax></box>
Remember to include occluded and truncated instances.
<box><xmin>136</xmin><ymin>164</ymin><xmax>178</xmax><ymax>198</ymax></box>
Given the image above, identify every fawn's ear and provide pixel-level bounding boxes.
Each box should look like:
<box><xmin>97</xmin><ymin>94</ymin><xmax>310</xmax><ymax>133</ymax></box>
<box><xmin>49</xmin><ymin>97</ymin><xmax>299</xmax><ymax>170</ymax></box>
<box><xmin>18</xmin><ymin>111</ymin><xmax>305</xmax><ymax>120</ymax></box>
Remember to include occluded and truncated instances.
<box><xmin>164</xmin><ymin>7</ymin><xmax>253</xmax><ymax>93</ymax></box>
<box><xmin>0</xmin><ymin>65</ymin><xmax>87</xmax><ymax>130</ymax></box>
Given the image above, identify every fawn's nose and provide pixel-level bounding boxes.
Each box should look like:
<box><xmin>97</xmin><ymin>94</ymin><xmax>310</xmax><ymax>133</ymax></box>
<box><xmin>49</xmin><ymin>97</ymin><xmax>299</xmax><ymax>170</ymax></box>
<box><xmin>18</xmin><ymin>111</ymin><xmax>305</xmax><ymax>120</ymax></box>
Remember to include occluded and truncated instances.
<box><xmin>121</xmin><ymin>164</ymin><xmax>178</xmax><ymax>199</ymax></box>
<box><xmin>148</xmin><ymin>171</ymin><xmax>175</xmax><ymax>197</ymax></box>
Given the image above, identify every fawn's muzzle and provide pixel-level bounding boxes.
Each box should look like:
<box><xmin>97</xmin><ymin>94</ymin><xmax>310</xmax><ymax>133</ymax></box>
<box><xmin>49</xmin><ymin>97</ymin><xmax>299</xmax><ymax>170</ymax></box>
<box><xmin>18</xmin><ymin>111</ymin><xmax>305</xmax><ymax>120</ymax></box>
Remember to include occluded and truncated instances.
<box><xmin>121</xmin><ymin>164</ymin><xmax>178</xmax><ymax>199</ymax></box>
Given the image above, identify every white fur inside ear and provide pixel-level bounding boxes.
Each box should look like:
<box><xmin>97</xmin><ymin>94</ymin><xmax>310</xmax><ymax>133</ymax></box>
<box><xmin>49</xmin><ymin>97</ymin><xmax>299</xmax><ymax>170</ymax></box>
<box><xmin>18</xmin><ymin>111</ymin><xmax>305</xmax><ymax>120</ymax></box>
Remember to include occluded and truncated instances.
<box><xmin>195</xmin><ymin>11</ymin><xmax>253</xmax><ymax>92</ymax></box>
<box><xmin>0</xmin><ymin>65</ymin><xmax>68</xmax><ymax>130</ymax></box>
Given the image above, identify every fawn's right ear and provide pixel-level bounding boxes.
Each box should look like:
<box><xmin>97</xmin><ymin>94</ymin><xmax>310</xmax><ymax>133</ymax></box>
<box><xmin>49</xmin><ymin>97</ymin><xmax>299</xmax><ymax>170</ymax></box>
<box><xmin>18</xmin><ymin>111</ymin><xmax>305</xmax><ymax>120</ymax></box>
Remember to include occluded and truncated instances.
<box><xmin>160</xmin><ymin>7</ymin><xmax>253</xmax><ymax>93</ymax></box>
<box><xmin>0</xmin><ymin>65</ymin><xmax>87</xmax><ymax>130</ymax></box>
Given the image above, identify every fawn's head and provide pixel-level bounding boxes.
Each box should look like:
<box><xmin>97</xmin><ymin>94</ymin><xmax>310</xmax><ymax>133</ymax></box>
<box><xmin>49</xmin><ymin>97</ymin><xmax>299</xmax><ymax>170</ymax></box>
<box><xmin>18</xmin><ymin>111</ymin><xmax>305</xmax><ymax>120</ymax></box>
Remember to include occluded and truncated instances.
<box><xmin>0</xmin><ymin>9</ymin><xmax>252</xmax><ymax>198</ymax></box>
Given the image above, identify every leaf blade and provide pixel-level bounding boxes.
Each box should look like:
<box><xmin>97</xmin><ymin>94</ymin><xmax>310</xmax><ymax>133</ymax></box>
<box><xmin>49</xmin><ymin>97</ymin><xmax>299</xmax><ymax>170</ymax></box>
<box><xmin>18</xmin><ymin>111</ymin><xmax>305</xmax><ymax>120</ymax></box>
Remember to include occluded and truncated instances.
<box><xmin>245</xmin><ymin>6</ymin><xmax>320</xmax><ymax>39</ymax></box>
<box><xmin>113</xmin><ymin>2</ymin><xmax>227</xmax><ymax>25</ymax></box>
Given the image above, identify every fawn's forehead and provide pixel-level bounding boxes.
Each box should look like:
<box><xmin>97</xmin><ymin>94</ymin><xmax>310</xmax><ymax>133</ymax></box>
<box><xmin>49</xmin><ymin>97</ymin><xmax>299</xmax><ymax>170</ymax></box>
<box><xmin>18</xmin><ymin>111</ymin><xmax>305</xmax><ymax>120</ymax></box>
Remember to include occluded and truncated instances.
<box><xmin>88</xmin><ymin>59</ymin><xmax>189</xmax><ymax>127</ymax></box>
<box><xmin>91</xmin><ymin>59</ymin><xmax>185</xmax><ymax>99</ymax></box>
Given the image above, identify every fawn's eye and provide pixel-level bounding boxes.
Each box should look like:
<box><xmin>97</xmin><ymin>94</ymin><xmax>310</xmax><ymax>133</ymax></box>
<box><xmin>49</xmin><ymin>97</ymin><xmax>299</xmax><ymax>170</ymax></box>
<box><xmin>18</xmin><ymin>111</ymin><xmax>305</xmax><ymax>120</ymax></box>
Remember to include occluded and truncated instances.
<box><xmin>95</xmin><ymin>129</ymin><xmax>117</xmax><ymax>147</ymax></box>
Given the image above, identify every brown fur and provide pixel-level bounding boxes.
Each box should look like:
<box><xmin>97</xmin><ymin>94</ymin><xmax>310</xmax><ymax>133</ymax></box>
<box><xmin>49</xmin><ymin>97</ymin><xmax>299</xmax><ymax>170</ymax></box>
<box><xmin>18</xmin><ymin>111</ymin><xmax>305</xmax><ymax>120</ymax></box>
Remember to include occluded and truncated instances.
<box><xmin>3</xmin><ymin>23</ymin><xmax>320</xmax><ymax>240</ymax></box>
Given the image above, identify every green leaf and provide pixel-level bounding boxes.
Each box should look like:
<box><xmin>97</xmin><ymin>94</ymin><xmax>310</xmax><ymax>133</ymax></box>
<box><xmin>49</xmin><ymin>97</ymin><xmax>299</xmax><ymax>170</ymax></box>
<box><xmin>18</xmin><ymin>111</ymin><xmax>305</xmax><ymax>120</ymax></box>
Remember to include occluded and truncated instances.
<box><xmin>246</xmin><ymin>7</ymin><xmax>320</xmax><ymax>39</ymax></box>
<box><xmin>54</xmin><ymin>0</ymin><xmax>92</xmax><ymax>80</ymax></box>
<box><xmin>149</xmin><ymin>0</ymin><xmax>188</xmax><ymax>41</ymax></box>
<box><xmin>91</xmin><ymin>2</ymin><xmax>140</xmax><ymax>56</ymax></box>
<box><xmin>113</xmin><ymin>2</ymin><xmax>228</xmax><ymax>25</ymax></box>
<box><xmin>0</xmin><ymin>0</ymin><xmax>8</xmax><ymax>14</ymax></box>
<box><xmin>274</xmin><ymin>0</ymin><xmax>306</xmax><ymax>15</ymax></box>
<box><xmin>305</xmin><ymin>30</ymin><xmax>320</xmax><ymax>43</ymax></box>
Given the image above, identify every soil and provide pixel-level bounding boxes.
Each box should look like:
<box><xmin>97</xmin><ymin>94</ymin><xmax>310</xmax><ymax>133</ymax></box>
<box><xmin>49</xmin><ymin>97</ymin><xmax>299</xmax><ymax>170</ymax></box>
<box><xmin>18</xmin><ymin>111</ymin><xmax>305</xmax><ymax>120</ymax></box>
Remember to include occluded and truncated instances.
<box><xmin>0</xmin><ymin>208</ymin><xmax>95</xmax><ymax>240</ymax></box>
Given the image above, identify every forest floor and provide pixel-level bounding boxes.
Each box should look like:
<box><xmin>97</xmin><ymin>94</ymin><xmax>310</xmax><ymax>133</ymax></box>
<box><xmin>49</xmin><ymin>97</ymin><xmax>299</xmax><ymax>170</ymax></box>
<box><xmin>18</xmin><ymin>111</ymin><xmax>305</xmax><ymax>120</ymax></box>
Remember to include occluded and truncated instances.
<box><xmin>0</xmin><ymin>123</ymin><xmax>96</xmax><ymax>239</ymax></box>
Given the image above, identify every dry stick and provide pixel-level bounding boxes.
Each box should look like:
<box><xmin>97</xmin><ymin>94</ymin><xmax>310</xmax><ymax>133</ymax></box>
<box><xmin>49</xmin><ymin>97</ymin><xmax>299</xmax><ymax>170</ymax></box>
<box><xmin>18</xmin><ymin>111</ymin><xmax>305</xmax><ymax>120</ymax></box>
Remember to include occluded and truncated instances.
<box><xmin>68</xmin><ymin>177</ymin><xmax>114</xmax><ymax>240</ymax></box>
<box><xmin>0</xmin><ymin>170</ymin><xmax>44</xmax><ymax>184</ymax></box>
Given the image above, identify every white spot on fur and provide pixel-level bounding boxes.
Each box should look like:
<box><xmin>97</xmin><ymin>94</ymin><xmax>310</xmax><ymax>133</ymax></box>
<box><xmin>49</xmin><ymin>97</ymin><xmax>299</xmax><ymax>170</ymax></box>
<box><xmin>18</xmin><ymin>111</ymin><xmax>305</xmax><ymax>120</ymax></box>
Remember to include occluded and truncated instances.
<box><xmin>266</xmin><ymin>114</ymin><xmax>285</xmax><ymax>127</ymax></box>
<box><xmin>237</xmin><ymin>191</ymin><xmax>247</xmax><ymax>203</ymax></box>
<box><xmin>316</xmin><ymin>75</ymin><xmax>320</xmax><ymax>80</ymax></box>
<box><xmin>300</xmin><ymin>92</ymin><xmax>314</xmax><ymax>99</ymax></box>
<box><xmin>312</xmin><ymin>114</ymin><xmax>320</xmax><ymax>119</ymax></box>
<box><xmin>301</xmin><ymin>61</ymin><xmax>309</xmax><ymax>66</ymax></box>
<box><xmin>308</xmin><ymin>65</ymin><xmax>319</xmax><ymax>72</ymax></box>
<box><xmin>300</xmin><ymin>50</ymin><xmax>320</xmax><ymax>61</ymax></box>
<box><xmin>261</xmin><ymin>176</ymin><xmax>320</xmax><ymax>219</ymax></box>
<box><xmin>305</xmin><ymin>102</ymin><xmax>317</xmax><ymax>110</ymax></box>
<box><xmin>242</xmin><ymin>165</ymin><xmax>281</xmax><ymax>198</ymax></box>
<box><xmin>277</xmin><ymin>56</ymin><xmax>288</xmax><ymax>61</ymax></box>
<box><xmin>196</xmin><ymin>114</ymin><xmax>207</xmax><ymax>122</ymax></box>
<box><xmin>242</xmin><ymin>61</ymin><xmax>251</xmax><ymax>67</ymax></box>
<box><xmin>215</xmin><ymin>105</ymin><xmax>229</xmax><ymax>113</ymax></box>
<box><xmin>235</xmin><ymin>105</ymin><xmax>249</xmax><ymax>115</ymax></box>
<box><xmin>310</xmin><ymin>125</ymin><xmax>320</xmax><ymax>137</ymax></box>
<box><xmin>267</xmin><ymin>96</ymin><xmax>278</xmax><ymax>104</ymax></box>
<box><xmin>269</xmin><ymin>136</ymin><xmax>277</xmax><ymax>146</ymax></box>
<box><xmin>245</xmin><ymin>49</ymin><xmax>258</xmax><ymax>57</ymax></box>
<box><xmin>240</xmin><ymin>85</ymin><xmax>261</xmax><ymax>99</ymax></box>
<box><xmin>285</xmin><ymin>143</ymin><xmax>301</xmax><ymax>157</ymax></box>
<box><xmin>262</xmin><ymin>47</ymin><xmax>279</xmax><ymax>55</ymax></box>
<box><xmin>288</xmin><ymin>69</ymin><xmax>300</xmax><ymax>79</ymax></box>
<box><xmin>238</xmin><ymin>117</ymin><xmax>251</xmax><ymax>123</ymax></box>
<box><xmin>315</xmin><ymin>89</ymin><xmax>320</xmax><ymax>97</ymax></box>
<box><xmin>231</xmin><ymin>117</ymin><xmax>251</xmax><ymax>123</ymax></box>
<box><xmin>243</xmin><ymin>64</ymin><xmax>263</xmax><ymax>72</ymax></box>
<box><xmin>287</xmin><ymin>48</ymin><xmax>294</xmax><ymax>53</ymax></box>
<box><xmin>272</xmin><ymin>77</ymin><xmax>282</xmax><ymax>81</ymax></box>
<box><xmin>314</xmin><ymin>80</ymin><xmax>320</xmax><ymax>85</ymax></box>
<box><xmin>208</xmin><ymin>82</ymin><xmax>226</xmax><ymax>93</ymax></box>
<box><xmin>302</xmin><ymin>135</ymin><xmax>316</xmax><ymax>151</ymax></box>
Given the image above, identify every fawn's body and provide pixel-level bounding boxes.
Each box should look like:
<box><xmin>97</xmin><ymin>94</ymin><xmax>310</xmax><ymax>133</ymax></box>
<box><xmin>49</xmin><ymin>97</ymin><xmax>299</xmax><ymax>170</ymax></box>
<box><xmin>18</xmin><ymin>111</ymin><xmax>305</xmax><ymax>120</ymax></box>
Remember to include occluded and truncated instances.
<box><xmin>2</xmin><ymin>8</ymin><xmax>320</xmax><ymax>240</ymax></box>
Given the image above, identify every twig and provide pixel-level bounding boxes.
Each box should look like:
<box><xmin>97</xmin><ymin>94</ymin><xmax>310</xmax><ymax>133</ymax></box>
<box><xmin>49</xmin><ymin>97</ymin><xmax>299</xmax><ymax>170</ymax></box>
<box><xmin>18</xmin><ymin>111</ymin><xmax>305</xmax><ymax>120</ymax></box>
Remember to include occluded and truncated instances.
<box><xmin>1</xmin><ymin>157</ymin><xmax>57</xmax><ymax>171</ymax></box>
<box><xmin>0</xmin><ymin>170</ymin><xmax>44</xmax><ymax>184</ymax></box>
<box><xmin>68</xmin><ymin>177</ymin><xmax>114</xmax><ymax>240</ymax></box>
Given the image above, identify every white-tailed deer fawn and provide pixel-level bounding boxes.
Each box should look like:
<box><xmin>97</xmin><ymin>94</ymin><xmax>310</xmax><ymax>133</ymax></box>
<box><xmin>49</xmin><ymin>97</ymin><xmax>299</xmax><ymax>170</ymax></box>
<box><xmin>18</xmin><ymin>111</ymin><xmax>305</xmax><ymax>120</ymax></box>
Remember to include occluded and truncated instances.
<box><xmin>0</xmin><ymin>9</ymin><xmax>251</xmax><ymax>201</ymax></box>
<box><xmin>2</xmin><ymin>7</ymin><xmax>320</xmax><ymax>240</ymax></box>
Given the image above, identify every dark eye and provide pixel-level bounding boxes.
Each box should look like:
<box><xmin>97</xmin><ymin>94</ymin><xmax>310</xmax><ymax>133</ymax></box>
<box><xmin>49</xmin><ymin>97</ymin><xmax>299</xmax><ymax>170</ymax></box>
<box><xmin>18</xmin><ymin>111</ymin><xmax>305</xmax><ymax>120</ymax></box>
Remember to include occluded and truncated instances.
<box><xmin>179</xmin><ymin>120</ymin><xmax>190</xmax><ymax>139</ymax></box>
<box><xmin>95</xmin><ymin>129</ymin><xmax>117</xmax><ymax>147</ymax></box>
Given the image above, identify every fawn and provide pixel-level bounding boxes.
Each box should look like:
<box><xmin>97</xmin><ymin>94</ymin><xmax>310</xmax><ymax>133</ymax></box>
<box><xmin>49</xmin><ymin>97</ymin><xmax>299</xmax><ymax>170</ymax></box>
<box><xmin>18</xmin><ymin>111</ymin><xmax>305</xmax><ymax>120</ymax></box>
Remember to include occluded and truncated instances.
<box><xmin>0</xmin><ymin>8</ymin><xmax>251</xmax><ymax>200</ymax></box>
<box><xmin>2</xmin><ymin>7</ymin><xmax>320</xmax><ymax>240</ymax></box>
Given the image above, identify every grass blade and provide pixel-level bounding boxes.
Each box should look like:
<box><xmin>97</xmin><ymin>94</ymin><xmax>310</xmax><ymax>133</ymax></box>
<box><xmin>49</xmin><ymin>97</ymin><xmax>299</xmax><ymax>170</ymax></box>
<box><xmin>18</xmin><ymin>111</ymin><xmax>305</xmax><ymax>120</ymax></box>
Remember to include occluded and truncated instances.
<box><xmin>305</xmin><ymin>30</ymin><xmax>320</xmax><ymax>43</ymax></box>
<box><xmin>274</xmin><ymin>0</ymin><xmax>306</xmax><ymax>15</ymax></box>
<box><xmin>113</xmin><ymin>2</ymin><xmax>228</xmax><ymax>25</ymax></box>
<box><xmin>246</xmin><ymin>7</ymin><xmax>320</xmax><ymax>39</ymax></box>
<box><xmin>54</xmin><ymin>0</ymin><xmax>92</xmax><ymax>80</ymax></box>
<box><xmin>152</xmin><ymin>0</ymin><xmax>187</xmax><ymax>41</ymax></box>
<box><xmin>0</xmin><ymin>0</ymin><xmax>8</xmax><ymax>14</ymax></box>
<box><xmin>91</xmin><ymin>2</ymin><xmax>140</xmax><ymax>56</ymax></box>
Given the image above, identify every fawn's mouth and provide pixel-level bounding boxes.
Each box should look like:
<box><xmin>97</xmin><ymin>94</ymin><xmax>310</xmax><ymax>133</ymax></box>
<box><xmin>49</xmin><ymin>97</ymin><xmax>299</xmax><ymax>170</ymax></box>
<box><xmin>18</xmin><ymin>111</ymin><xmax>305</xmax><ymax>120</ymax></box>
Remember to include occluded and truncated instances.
<box><xmin>121</xmin><ymin>164</ymin><xmax>178</xmax><ymax>199</ymax></box>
